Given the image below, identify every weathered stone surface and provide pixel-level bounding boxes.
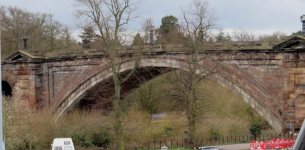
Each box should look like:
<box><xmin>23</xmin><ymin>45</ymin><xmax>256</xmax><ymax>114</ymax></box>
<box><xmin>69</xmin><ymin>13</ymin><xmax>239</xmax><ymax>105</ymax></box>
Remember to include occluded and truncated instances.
<box><xmin>5</xmin><ymin>37</ymin><xmax>305</xmax><ymax>133</ymax></box>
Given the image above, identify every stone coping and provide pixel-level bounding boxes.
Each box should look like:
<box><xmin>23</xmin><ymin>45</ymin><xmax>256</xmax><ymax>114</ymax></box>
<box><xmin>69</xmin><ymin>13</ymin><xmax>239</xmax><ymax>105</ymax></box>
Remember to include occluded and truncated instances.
<box><xmin>18</xmin><ymin>41</ymin><xmax>283</xmax><ymax>60</ymax></box>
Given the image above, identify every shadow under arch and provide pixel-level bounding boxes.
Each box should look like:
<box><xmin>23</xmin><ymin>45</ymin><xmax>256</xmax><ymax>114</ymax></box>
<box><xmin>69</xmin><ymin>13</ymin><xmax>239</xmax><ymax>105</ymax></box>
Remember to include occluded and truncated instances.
<box><xmin>52</xmin><ymin>58</ymin><xmax>283</xmax><ymax>132</ymax></box>
<box><xmin>2</xmin><ymin>81</ymin><xmax>12</xmax><ymax>97</ymax></box>
<box><xmin>75</xmin><ymin>67</ymin><xmax>174</xmax><ymax>111</ymax></box>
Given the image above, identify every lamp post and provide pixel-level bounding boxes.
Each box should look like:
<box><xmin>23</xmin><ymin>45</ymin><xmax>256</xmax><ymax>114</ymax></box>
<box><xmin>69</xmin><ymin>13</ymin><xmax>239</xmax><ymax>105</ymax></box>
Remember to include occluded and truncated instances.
<box><xmin>0</xmin><ymin>27</ymin><xmax>4</xmax><ymax>149</ymax></box>
<box><xmin>149</xmin><ymin>25</ymin><xmax>155</xmax><ymax>44</ymax></box>
<box><xmin>80</xmin><ymin>36</ymin><xmax>89</xmax><ymax>49</ymax></box>
<box><xmin>300</xmin><ymin>15</ymin><xmax>305</xmax><ymax>35</ymax></box>
<box><xmin>184</xmin><ymin>131</ymin><xmax>188</xmax><ymax>145</ymax></box>
<box><xmin>22</xmin><ymin>35</ymin><xmax>28</xmax><ymax>50</ymax></box>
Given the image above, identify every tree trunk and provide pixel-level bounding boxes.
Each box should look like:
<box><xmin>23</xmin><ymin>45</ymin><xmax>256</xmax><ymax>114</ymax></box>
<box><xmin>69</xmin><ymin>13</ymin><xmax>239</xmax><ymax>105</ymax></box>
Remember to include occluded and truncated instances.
<box><xmin>188</xmin><ymin>114</ymin><xmax>196</xmax><ymax>148</ymax></box>
<box><xmin>188</xmin><ymin>72</ymin><xmax>197</xmax><ymax>148</ymax></box>
<box><xmin>187</xmin><ymin>53</ymin><xmax>199</xmax><ymax>148</ymax></box>
<box><xmin>112</xmin><ymin>72</ymin><xmax>125</xmax><ymax>150</ymax></box>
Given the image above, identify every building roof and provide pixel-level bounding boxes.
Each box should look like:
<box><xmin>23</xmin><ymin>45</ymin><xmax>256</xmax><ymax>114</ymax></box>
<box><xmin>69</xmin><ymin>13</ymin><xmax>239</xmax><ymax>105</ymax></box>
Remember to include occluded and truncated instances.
<box><xmin>273</xmin><ymin>35</ymin><xmax>305</xmax><ymax>51</ymax></box>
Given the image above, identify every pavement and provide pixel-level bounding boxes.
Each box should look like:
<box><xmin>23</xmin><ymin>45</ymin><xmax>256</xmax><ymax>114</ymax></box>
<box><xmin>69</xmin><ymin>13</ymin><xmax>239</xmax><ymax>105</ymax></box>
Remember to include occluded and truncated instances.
<box><xmin>215</xmin><ymin>143</ymin><xmax>250</xmax><ymax>150</ymax></box>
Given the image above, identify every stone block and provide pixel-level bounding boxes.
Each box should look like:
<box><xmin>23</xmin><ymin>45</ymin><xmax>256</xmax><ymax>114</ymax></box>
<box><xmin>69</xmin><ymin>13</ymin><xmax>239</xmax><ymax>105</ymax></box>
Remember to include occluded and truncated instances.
<box><xmin>20</xmin><ymin>80</ymin><xmax>29</xmax><ymax>88</ymax></box>
<box><xmin>295</xmin><ymin>73</ymin><xmax>305</xmax><ymax>85</ymax></box>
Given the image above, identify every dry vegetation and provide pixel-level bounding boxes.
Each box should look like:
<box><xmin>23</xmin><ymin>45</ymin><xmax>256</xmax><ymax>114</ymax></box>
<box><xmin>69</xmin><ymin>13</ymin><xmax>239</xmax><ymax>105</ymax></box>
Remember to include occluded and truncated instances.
<box><xmin>2</xmin><ymin>71</ymin><xmax>275</xmax><ymax>150</ymax></box>
<box><xmin>123</xmin><ymin>72</ymin><xmax>274</xmax><ymax>142</ymax></box>
<box><xmin>3</xmin><ymin>97</ymin><xmax>112</xmax><ymax>150</ymax></box>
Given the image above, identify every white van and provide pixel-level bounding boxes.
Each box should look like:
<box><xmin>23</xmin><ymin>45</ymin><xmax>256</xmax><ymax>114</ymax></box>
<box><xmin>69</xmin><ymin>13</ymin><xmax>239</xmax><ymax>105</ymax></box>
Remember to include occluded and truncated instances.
<box><xmin>51</xmin><ymin>138</ymin><xmax>75</xmax><ymax>150</ymax></box>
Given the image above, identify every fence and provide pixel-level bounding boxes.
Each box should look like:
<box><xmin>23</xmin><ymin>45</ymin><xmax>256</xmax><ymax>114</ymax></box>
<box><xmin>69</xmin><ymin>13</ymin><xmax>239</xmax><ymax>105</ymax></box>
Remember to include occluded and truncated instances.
<box><xmin>139</xmin><ymin>133</ymin><xmax>298</xmax><ymax>149</ymax></box>
<box><xmin>100</xmin><ymin>134</ymin><xmax>298</xmax><ymax>150</ymax></box>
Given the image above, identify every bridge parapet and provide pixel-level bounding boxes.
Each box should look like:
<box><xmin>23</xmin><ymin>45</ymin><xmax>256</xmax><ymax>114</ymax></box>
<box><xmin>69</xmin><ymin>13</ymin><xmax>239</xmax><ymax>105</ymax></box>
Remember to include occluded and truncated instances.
<box><xmin>7</xmin><ymin>35</ymin><xmax>303</xmax><ymax>63</ymax></box>
<box><xmin>6</xmin><ymin>41</ymin><xmax>283</xmax><ymax>61</ymax></box>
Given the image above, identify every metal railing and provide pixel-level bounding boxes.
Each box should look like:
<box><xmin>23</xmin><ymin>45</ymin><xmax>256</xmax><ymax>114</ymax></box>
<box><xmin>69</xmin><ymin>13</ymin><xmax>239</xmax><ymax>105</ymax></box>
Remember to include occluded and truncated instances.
<box><xmin>139</xmin><ymin>134</ymin><xmax>298</xmax><ymax>149</ymax></box>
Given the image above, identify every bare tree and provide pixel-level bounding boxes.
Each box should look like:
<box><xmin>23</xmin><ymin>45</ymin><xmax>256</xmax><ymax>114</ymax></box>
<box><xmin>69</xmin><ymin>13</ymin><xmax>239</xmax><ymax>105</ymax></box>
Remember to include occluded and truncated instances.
<box><xmin>46</xmin><ymin>20</ymin><xmax>62</xmax><ymax>50</ymax></box>
<box><xmin>0</xmin><ymin>6</ymin><xmax>53</xmax><ymax>50</ymax></box>
<box><xmin>0</xmin><ymin>6</ymin><xmax>79</xmax><ymax>58</ymax></box>
<box><xmin>74</xmin><ymin>0</ymin><xmax>141</xmax><ymax>149</ymax></box>
<box><xmin>141</xmin><ymin>17</ymin><xmax>154</xmax><ymax>43</ymax></box>
<box><xmin>60</xmin><ymin>25</ymin><xmax>74</xmax><ymax>49</ymax></box>
<box><xmin>257</xmin><ymin>31</ymin><xmax>286</xmax><ymax>42</ymax></box>
<box><xmin>232</xmin><ymin>27</ymin><xmax>256</xmax><ymax>41</ymax></box>
<box><xmin>179</xmin><ymin>0</ymin><xmax>218</xmax><ymax>148</ymax></box>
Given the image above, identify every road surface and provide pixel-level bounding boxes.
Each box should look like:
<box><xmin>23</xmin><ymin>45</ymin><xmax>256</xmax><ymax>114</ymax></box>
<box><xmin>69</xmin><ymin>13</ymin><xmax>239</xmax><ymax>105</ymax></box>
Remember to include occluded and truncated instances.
<box><xmin>215</xmin><ymin>143</ymin><xmax>250</xmax><ymax>150</ymax></box>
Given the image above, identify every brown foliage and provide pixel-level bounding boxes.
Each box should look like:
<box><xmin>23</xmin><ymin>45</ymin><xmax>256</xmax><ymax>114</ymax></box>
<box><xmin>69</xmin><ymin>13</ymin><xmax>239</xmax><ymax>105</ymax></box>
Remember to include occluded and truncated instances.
<box><xmin>0</xmin><ymin>6</ymin><xmax>79</xmax><ymax>60</ymax></box>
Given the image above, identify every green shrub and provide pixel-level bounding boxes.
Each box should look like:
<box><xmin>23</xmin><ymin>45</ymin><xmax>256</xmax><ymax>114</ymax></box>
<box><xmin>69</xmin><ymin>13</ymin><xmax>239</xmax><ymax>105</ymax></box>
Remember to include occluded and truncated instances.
<box><xmin>72</xmin><ymin>133</ymin><xmax>86</xmax><ymax>146</ymax></box>
<box><xmin>72</xmin><ymin>133</ymin><xmax>93</xmax><ymax>147</ymax></box>
<box><xmin>164</xmin><ymin>125</ymin><xmax>173</xmax><ymax>135</ymax></box>
<box><xmin>81</xmin><ymin>139</ymin><xmax>93</xmax><ymax>147</ymax></box>
<box><xmin>249</xmin><ymin>123</ymin><xmax>261</xmax><ymax>140</ymax></box>
<box><xmin>209</xmin><ymin>128</ymin><xmax>220</xmax><ymax>140</ymax></box>
<box><xmin>91</xmin><ymin>131</ymin><xmax>111</xmax><ymax>148</ymax></box>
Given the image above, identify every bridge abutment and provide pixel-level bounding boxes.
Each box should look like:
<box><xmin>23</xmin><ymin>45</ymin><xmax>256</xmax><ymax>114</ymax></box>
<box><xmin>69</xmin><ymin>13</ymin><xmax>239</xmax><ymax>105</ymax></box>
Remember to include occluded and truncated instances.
<box><xmin>2</xmin><ymin>63</ymin><xmax>43</xmax><ymax>108</ymax></box>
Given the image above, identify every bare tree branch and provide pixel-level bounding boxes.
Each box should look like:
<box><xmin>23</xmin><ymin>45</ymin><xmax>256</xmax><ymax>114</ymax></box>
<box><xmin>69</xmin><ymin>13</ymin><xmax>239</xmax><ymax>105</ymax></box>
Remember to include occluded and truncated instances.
<box><xmin>232</xmin><ymin>27</ymin><xmax>256</xmax><ymax>41</ymax></box>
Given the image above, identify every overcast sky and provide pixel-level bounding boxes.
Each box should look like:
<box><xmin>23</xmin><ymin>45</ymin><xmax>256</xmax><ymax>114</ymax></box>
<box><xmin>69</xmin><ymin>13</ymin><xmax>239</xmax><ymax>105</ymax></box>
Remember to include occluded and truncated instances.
<box><xmin>2</xmin><ymin>0</ymin><xmax>305</xmax><ymax>37</ymax></box>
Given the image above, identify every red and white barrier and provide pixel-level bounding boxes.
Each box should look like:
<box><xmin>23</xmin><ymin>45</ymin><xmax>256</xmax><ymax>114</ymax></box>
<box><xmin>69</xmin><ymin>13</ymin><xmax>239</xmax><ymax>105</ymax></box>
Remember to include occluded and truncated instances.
<box><xmin>250</xmin><ymin>139</ymin><xmax>295</xmax><ymax>149</ymax></box>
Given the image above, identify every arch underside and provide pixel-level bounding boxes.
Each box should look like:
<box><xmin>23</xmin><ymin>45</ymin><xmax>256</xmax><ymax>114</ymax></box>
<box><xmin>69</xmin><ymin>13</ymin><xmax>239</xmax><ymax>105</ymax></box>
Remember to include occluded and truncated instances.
<box><xmin>54</xmin><ymin>58</ymin><xmax>283</xmax><ymax>132</ymax></box>
<box><xmin>208</xmin><ymin>74</ymin><xmax>283</xmax><ymax>132</ymax></box>
<box><xmin>75</xmin><ymin>67</ymin><xmax>174</xmax><ymax>111</ymax></box>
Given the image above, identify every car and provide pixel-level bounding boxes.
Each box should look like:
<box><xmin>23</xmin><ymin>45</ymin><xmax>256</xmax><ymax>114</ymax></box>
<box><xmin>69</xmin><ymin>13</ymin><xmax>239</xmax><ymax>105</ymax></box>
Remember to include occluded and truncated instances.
<box><xmin>198</xmin><ymin>146</ymin><xmax>219</xmax><ymax>150</ymax></box>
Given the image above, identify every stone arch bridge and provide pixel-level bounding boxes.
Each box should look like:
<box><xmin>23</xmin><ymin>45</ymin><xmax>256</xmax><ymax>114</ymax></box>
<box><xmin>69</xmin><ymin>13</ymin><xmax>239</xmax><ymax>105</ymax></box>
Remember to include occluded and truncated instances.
<box><xmin>3</xmin><ymin>36</ymin><xmax>305</xmax><ymax>133</ymax></box>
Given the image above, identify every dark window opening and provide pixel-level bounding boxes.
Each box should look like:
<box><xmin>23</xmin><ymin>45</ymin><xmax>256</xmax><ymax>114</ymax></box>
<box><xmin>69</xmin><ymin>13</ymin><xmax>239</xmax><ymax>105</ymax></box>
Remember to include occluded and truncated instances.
<box><xmin>2</xmin><ymin>81</ymin><xmax>12</xmax><ymax>97</ymax></box>
<box><xmin>295</xmin><ymin>128</ymin><xmax>300</xmax><ymax>133</ymax></box>
<box><xmin>256</xmin><ymin>44</ymin><xmax>262</xmax><ymax>46</ymax></box>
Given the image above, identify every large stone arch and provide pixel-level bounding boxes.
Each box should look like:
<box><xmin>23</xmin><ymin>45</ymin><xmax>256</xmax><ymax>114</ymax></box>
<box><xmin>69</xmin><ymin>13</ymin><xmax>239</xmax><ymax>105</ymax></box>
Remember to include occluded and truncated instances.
<box><xmin>52</xmin><ymin>57</ymin><xmax>283</xmax><ymax>132</ymax></box>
